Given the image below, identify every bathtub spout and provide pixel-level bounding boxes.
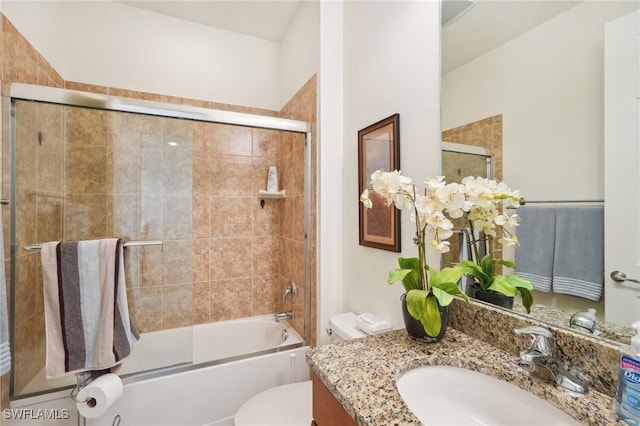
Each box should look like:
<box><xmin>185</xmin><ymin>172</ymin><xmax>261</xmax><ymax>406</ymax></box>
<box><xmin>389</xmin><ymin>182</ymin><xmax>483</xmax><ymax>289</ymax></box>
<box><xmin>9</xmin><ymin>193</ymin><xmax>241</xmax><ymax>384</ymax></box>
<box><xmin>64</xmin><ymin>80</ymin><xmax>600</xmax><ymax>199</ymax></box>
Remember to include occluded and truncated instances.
<box><xmin>275</xmin><ymin>311</ymin><xmax>293</xmax><ymax>322</ymax></box>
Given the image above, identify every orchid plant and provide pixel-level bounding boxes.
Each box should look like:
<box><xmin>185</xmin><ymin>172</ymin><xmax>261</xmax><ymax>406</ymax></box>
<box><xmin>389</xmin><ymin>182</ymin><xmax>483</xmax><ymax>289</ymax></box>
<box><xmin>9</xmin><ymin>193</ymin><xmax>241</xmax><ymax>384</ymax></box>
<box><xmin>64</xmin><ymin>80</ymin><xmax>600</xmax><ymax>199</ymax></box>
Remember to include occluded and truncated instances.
<box><xmin>360</xmin><ymin>171</ymin><xmax>534</xmax><ymax>337</ymax></box>
<box><xmin>360</xmin><ymin>170</ymin><xmax>469</xmax><ymax>337</ymax></box>
<box><xmin>454</xmin><ymin>176</ymin><xmax>534</xmax><ymax>312</ymax></box>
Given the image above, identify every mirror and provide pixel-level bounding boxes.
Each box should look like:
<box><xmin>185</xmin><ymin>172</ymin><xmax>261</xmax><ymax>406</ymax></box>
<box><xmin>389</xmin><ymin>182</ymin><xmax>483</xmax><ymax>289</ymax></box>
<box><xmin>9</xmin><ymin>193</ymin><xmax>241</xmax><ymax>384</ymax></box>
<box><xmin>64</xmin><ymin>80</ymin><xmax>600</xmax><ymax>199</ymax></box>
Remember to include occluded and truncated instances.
<box><xmin>441</xmin><ymin>0</ymin><xmax>639</xmax><ymax>344</ymax></box>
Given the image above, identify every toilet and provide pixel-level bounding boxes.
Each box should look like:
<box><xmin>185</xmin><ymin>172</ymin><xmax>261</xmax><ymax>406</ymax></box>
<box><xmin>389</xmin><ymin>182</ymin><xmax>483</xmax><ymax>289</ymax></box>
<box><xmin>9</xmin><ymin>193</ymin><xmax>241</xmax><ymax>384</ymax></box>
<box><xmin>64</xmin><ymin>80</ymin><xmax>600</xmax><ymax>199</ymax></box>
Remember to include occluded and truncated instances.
<box><xmin>233</xmin><ymin>312</ymin><xmax>375</xmax><ymax>426</ymax></box>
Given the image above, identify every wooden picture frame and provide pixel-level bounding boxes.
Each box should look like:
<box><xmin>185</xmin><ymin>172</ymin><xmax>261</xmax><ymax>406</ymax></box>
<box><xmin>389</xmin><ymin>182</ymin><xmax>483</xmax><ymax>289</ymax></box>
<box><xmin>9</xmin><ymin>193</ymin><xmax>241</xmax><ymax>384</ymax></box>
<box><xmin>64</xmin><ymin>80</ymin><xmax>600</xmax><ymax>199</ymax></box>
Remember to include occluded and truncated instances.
<box><xmin>358</xmin><ymin>114</ymin><xmax>401</xmax><ymax>252</ymax></box>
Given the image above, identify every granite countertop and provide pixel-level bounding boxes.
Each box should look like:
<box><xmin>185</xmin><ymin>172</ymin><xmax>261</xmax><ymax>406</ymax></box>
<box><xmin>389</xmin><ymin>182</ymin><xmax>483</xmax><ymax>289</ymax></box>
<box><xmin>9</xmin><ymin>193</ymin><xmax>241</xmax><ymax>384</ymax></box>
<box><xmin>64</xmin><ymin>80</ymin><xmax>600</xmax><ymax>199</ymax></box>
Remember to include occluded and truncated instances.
<box><xmin>306</xmin><ymin>328</ymin><xmax>623</xmax><ymax>426</ymax></box>
<box><xmin>513</xmin><ymin>304</ymin><xmax>634</xmax><ymax>345</ymax></box>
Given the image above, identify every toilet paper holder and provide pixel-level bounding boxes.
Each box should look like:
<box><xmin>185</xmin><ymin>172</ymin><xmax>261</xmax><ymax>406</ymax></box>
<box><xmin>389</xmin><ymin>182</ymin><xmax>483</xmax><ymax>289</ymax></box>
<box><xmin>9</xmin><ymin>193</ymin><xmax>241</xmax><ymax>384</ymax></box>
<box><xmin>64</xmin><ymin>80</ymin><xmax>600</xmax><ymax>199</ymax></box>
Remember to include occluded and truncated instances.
<box><xmin>70</xmin><ymin>372</ymin><xmax>94</xmax><ymax>405</ymax></box>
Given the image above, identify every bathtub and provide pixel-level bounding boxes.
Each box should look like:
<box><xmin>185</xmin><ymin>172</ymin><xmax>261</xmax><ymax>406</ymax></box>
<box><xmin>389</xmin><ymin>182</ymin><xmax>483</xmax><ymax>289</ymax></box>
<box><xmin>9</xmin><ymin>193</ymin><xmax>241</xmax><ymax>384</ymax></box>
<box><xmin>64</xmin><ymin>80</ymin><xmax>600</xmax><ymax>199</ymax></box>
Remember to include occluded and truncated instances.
<box><xmin>7</xmin><ymin>315</ymin><xmax>309</xmax><ymax>426</ymax></box>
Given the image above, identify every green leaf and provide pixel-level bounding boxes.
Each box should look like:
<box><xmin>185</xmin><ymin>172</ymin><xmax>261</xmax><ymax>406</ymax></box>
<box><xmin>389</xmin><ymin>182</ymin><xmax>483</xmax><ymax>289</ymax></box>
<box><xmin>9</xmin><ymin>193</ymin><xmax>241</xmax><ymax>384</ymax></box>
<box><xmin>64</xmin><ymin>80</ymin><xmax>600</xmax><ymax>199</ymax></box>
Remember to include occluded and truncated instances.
<box><xmin>406</xmin><ymin>291</ymin><xmax>443</xmax><ymax>337</ymax></box>
<box><xmin>496</xmin><ymin>259</ymin><xmax>516</xmax><ymax>269</ymax></box>
<box><xmin>389</xmin><ymin>270</ymin><xmax>420</xmax><ymax>293</ymax></box>
<box><xmin>432</xmin><ymin>286</ymin><xmax>454</xmax><ymax>306</ymax></box>
<box><xmin>387</xmin><ymin>268</ymin><xmax>413</xmax><ymax>285</ymax></box>
<box><xmin>486</xmin><ymin>275</ymin><xmax>518</xmax><ymax>297</ymax></box>
<box><xmin>429</xmin><ymin>265</ymin><xmax>463</xmax><ymax>287</ymax></box>
<box><xmin>422</xmin><ymin>294</ymin><xmax>442</xmax><ymax>337</ymax></box>
<box><xmin>505</xmin><ymin>274</ymin><xmax>534</xmax><ymax>290</ymax></box>
<box><xmin>480</xmin><ymin>254</ymin><xmax>495</xmax><ymax>277</ymax></box>
<box><xmin>459</xmin><ymin>261</ymin><xmax>491</xmax><ymax>287</ymax></box>
<box><xmin>388</xmin><ymin>257</ymin><xmax>422</xmax><ymax>291</ymax></box>
<box><xmin>405</xmin><ymin>289</ymin><xmax>429</xmax><ymax>320</ymax></box>
<box><xmin>433</xmin><ymin>282</ymin><xmax>470</xmax><ymax>304</ymax></box>
<box><xmin>519</xmin><ymin>287</ymin><xmax>533</xmax><ymax>313</ymax></box>
<box><xmin>427</xmin><ymin>264</ymin><xmax>469</xmax><ymax>305</ymax></box>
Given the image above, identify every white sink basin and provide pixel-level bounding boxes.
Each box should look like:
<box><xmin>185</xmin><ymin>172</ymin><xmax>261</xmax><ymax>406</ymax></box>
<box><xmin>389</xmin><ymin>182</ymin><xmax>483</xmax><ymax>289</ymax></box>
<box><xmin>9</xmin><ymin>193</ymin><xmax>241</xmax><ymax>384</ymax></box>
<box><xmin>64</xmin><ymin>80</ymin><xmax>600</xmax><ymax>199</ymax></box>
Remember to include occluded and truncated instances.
<box><xmin>397</xmin><ymin>365</ymin><xmax>581</xmax><ymax>425</ymax></box>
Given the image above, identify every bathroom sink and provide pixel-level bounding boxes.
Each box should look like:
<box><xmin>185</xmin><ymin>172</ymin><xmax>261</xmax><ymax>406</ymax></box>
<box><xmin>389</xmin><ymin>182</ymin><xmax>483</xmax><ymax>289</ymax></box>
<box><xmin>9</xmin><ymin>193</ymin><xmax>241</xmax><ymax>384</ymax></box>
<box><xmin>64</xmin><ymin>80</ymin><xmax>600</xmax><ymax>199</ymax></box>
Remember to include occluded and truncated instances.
<box><xmin>396</xmin><ymin>365</ymin><xmax>580</xmax><ymax>425</ymax></box>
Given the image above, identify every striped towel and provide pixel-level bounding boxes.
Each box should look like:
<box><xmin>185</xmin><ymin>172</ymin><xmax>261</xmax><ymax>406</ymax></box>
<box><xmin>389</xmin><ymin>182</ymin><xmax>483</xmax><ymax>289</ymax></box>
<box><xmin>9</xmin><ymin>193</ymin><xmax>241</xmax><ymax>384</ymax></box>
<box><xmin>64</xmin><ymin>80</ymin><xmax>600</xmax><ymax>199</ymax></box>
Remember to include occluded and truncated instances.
<box><xmin>41</xmin><ymin>239</ymin><xmax>139</xmax><ymax>378</ymax></box>
<box><xmin>552</xmin><ymin>206</ymin><xmax>604</xmax><ymax>301</ymax></box>
<box><xmin>515</xmin><ymin>206</ymin><xmax>556</xmax><ymax>292</ymax></box>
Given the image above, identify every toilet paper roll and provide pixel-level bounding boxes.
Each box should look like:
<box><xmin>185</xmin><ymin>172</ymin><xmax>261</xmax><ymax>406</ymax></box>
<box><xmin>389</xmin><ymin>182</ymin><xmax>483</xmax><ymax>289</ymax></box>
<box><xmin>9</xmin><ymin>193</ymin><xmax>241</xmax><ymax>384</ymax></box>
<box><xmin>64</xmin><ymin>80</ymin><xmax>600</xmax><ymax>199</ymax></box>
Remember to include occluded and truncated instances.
<box><xmin>76</xmin><ymin>373</ymin><xmax>123</xmax><ymax>419</ymax></box>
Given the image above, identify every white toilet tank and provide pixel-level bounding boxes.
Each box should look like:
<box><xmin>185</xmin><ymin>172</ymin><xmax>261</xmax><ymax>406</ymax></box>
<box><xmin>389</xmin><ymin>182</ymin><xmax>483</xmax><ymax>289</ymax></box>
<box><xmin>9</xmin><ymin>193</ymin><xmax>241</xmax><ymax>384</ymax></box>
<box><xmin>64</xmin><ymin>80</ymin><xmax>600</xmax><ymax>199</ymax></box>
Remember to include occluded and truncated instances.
<box><xmin>328</xmin><ymin>312</ymin><xmax>367</xmax><ymax>343</ymax></box>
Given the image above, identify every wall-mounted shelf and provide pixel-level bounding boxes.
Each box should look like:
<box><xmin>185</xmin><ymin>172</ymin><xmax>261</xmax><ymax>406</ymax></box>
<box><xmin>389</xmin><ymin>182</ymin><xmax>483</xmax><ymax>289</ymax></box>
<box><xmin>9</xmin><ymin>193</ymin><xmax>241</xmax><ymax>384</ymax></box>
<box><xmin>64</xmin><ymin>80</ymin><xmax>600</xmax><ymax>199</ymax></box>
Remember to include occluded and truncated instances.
<box><xmin>259</xmin><ymin>189</ymin><xmax>286</xmax><ymax>199</ymax></box>
<box><xmin>259</xmin><ymin>190</ymin><xmax>286</xmax><ymax>208</ymax></box>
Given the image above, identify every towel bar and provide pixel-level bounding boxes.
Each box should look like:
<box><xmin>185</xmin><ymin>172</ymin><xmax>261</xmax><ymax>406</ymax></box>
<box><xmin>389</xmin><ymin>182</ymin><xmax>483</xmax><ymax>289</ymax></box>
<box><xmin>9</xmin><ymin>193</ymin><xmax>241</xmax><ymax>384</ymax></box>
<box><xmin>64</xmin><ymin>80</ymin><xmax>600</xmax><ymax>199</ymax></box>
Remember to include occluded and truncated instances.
<box><xmin>23</xmin><ymin>240</ymin><xmax>163</xmax><ymax>252</ymax></box>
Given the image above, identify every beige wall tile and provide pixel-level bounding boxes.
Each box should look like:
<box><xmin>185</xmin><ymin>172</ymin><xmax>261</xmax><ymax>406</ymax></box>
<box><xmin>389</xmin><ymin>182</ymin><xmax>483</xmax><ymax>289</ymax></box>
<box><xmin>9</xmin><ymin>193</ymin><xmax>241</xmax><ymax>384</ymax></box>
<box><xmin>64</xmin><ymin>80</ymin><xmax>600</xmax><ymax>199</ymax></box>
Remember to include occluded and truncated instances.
<box><xmin>64</xmin><ymin>81</ymin><xmax>109</xmax><ymax>94</ymax></box>
<box><xmin>209</xmin><ymin>278</ymin><xmax>252</xmax><ymax>321</ymax></box>
<box><xmin>139</xmin><ymin>246</ymin><xmax>162</xmax><ymax>287</ymax></box>
<box><xmin>210</xmin><ymin>196</ymin><xmax>252</xmax><ymax>238</ymax></box>
<box><xmin>162</xmin><ymin>240</ymin><xmax>193</xmax><ymax>285</ymax></box>
<box><xmin>193</xmin><ymin>151</ymin><xmax>211</xmax><ymax>195</ymax></box>
<box><xmin>65</xmin><ymin>106</ymin><xmax>108</xmax><ymax>146</ymax></box>
<box><xmin>2</xmin><ymin>17</ymin><xmax>37</xmax><ymax>84</ymax></box>
<box><xmin>161</xmin><ymin>195</ymin><xmax>192</xmax><ymax>240</ymax></box>
<box><xmin>252</xmin><ymin>129</ymin><xmax>279</xmax><ymax>160</ymax></box>
<box><xmin>252</xmin><ymin>275</ymin><xmax>279</xmax><ymax>316</ymax></box>
<box><xmin>192</xmin><ymin>195</ymin><xmax>210</xmax><ymax>239</ymax></box>
<box><xmin>37</xmin><ymin>55</ymin><xmax>63</xmax><ymax>88</ymax></box>
<box><xmin>108</xmin><ymin>146</ymin><xmax>140</xmax><ymax>195</ymax></box>
<box><xmin>209</xmin><ymin>238</ymin><xmax>252</xmax><ymax>280</ymax></box>
<box><xmin>192</xmin><ymin>281</ymin><xmax>210</xmax><ymax>324</ymax></box>
<box><xmin>192</xmin><ymin>239</ymin><xmax>209</xmax><ymax>283</ymax></box>
<box><xmin>140</xmin><ymin>148</ymin><xmax>162</xmax><ymax>195</ymax></box>
<box><xmin>253</xmin><ymin>236</ymin><xmax>279</xmax><ymax>277</ymax></box>
<box><xmin>65</xmin><ymin>144</ymin><xmax>107</xmax><ymax>194</ymax></box>
<box><xmin>108</xmin><ymin>195</ymin><xmax>138</xmax><ymax>241</ymax></box>
<box><xmin>209</xmin><ymin>154</ymin><xmax>254</xmax><ymax>196</ymax></box>
<box><xmin>36</xmin><ymin>193</ymin><xmax>63</xmax><ymax>243</ymax></box>
<box><xmin>161</xmin><ymin>284</ymin><xmax>193</xmax><ymax>329</ymax></box>
<box><xmin>162</xmin><ymin>149</ymin><xmax>192</xmax><ymax>195</ymax></box>
<box><xmin>211</xmin><ymin>123</ymin><xmax>252</xmax><ymax>156</ymax></box>
<box><xmin>107</xmin><ymin>87</ymin><xmax>162</xmax><ymax>102</ymax></box>
<box><xmin>140</xmin><ymin>196</ymin><xmax>162</xmax><ymax>240</ymax></box>
<box><xmin>64</xmin><ymin>193</ymin><xmax>107</xmax><ymax>240</ymax></box>
<box><xmin>253</xmin><ymin>195</ymin><xmax>279</xmax><ymax>237</ymax></box>
<box><xmin>128</xmin><ymin>287</ymin><xmax>162</xmax><ymax>333</ymax></box>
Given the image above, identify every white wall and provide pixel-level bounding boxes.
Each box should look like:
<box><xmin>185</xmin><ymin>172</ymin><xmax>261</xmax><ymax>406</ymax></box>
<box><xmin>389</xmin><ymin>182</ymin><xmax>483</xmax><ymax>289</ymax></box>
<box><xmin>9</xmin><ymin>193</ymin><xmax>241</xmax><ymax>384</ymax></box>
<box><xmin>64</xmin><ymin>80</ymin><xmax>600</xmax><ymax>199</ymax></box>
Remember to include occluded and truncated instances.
<box><xmin>2</xmin><ymin>1</ymin><xmax>282</xmax><ymax>110</ymax></box>
<box><xmin>442</xmin><ymin>1</ymin><xmax>638</xmax><ymax>201</ymax></box>
<box><xmin>280</xmin><ymin>1</ymin><xmax>320</xmax><ymax>107</ymax></box>
<box><xmin>340</xmin><ymin>0</ymin><xmax>442</xmax><ymax>331</ymax></box>
<box><xmin>317</xmin><ymin>0</ymin><xmax>345</xmax><ymax>345</ymax></box>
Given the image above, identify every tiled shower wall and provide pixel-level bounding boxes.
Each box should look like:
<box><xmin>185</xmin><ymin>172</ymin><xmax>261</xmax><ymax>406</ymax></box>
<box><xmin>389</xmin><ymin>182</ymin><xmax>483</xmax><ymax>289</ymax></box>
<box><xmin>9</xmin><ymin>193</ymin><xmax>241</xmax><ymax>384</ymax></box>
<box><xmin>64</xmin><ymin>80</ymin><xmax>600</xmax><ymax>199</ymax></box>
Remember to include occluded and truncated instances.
<box><xmin>441</xmin><ymin>114</ymin><xmax>503</xmax><ymax>182</ymax></box>
<box><xmin>0</xmin><ymin>14</ymin><xmax>317</xmax><ymax>399</ymax></box>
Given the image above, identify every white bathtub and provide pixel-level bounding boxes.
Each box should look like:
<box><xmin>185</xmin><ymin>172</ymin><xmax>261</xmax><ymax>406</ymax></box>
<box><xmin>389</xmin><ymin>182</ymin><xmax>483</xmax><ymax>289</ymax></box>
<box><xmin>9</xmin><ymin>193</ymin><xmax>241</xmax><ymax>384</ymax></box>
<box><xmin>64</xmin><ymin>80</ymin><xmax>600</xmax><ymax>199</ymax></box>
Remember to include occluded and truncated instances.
<box><xmin>8</xmin><ymin>315</ymin><xmax>309</xmax><ymax>426</ymax></box>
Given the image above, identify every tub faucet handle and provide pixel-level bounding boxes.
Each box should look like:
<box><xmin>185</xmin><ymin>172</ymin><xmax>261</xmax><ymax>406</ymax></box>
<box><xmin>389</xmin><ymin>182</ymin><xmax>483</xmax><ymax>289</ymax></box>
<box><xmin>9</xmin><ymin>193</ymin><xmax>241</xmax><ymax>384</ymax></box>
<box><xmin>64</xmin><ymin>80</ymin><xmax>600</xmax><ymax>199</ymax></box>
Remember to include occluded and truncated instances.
<box><xmin>283</xmin><ymin>281</ymin><xmax>298</xmax><ymax>303</ymax></box>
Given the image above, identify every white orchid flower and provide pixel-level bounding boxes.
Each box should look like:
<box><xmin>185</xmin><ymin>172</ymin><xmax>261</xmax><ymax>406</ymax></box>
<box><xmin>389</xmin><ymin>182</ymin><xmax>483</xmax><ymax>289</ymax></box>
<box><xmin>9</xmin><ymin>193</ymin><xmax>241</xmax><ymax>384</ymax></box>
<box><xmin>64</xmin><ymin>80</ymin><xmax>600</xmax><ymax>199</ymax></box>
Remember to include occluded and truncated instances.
<box><xmin>360</xmin><ymin>189</ymin><xmax>373</xmax><ymax>209</ymax></box>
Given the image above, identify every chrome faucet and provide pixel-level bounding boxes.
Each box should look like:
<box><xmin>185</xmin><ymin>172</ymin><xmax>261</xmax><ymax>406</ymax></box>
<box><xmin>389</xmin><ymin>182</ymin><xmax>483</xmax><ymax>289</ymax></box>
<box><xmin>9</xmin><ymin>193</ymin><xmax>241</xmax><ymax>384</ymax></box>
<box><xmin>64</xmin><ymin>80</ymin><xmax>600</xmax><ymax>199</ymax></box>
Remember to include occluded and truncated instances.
<box><xmin>275</xmin><ymin>281</ymin><xmax>297</xmax><ymax>322</ymax></box>
<box><xmin>514</xmin><ymin>325</ymin><xmax>588</xmax><ymax>394</ymax></box>
<box><xmin>274</xmin><ymin>311</ymin><xmax>293</xmax><ymax>322</ymax></box>
<box><xmin>283</xmin><ymin>280</ymin><xmax>298</xmax><ymax>303</ymax></box>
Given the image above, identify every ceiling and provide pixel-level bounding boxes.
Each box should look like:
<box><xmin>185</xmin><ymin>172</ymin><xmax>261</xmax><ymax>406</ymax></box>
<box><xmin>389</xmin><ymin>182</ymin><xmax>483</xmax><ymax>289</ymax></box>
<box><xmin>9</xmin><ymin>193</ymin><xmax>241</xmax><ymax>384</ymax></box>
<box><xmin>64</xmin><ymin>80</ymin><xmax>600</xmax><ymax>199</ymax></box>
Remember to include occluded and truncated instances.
<box><xmin>116</xmin><ymin>0</ymin><xmax>303</xmax><ymax>42</ymax></box>
<box><xmin>116</xmin><ymin>0</ymin><xmax>583</xmax><ymax>71</ymax></box>
<box><xmin>442</xmin><ymin>1</ymin><xmax>583</xmax><ymax>73</ymax></box>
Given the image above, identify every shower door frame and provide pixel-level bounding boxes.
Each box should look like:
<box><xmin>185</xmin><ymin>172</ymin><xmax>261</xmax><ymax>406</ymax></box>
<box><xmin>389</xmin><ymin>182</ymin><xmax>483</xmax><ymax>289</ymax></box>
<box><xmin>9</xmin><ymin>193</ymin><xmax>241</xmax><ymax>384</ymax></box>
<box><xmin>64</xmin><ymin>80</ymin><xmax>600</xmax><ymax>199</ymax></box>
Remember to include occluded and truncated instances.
<box><xmin>4</xmin><ymin>82</ymin><xmax>313</xmax><ymax>399</ymax></box>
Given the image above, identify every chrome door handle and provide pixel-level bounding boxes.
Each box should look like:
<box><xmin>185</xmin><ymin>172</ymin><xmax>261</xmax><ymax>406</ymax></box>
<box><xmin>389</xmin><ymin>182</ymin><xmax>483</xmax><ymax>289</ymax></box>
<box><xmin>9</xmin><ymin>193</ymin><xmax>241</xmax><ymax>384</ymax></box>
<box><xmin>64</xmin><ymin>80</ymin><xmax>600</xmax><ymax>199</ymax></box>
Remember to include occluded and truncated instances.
<box><xmin>610</xmin><ymin>270</ymin><xmax>640</xmax><ymax>284</ymax></box>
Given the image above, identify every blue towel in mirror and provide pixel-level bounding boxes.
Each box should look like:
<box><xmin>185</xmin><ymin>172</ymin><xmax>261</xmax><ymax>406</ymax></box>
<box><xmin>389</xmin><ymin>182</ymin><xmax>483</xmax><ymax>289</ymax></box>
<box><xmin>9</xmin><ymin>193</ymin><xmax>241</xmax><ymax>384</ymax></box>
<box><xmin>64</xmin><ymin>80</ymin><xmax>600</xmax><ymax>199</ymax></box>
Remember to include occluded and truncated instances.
<box><xmin>552</xmin><ymin>206</ymin><xmax>604</xmax><ymax>301</ymax></box>
<box><xmin>515</xmin><ymin>206</ymin><xmax>555</xmax><ymax>292</ymax></box>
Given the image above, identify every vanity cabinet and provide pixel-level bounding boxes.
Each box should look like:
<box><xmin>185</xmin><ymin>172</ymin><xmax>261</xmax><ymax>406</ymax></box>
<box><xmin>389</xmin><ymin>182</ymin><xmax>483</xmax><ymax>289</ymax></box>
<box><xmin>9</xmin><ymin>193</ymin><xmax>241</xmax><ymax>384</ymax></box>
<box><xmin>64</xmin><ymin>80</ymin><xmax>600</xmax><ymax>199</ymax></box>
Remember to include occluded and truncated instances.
<box><xmin>311</xmin><ymin>372</ymin><xmax>357</xmax><ymax>426</ymax></box>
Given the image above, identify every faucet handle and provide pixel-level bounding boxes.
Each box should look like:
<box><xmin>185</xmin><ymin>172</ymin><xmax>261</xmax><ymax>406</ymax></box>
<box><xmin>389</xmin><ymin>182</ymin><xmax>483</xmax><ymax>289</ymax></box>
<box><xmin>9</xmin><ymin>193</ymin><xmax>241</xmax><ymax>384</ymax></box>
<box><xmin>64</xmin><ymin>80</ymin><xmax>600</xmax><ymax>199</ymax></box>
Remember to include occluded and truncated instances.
<box><xmin>514</xmin><ymin>325</ymin><xmax>553</xmax><ymax>338</ymax></box>
<box><xmin>514</xmin><ymin>325</ymin><xmax>554</xmax><ymax>357</ymax></box>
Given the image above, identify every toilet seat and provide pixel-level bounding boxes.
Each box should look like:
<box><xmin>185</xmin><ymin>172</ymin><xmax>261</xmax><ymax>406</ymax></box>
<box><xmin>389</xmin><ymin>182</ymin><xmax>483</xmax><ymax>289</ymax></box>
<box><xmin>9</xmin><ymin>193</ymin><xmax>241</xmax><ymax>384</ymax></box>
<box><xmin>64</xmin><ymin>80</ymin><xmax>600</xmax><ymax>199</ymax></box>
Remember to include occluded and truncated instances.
<box><xmin>234</xmin><ymin>380</ymin><xmax>312</xmax><ymax>426</ymax></box>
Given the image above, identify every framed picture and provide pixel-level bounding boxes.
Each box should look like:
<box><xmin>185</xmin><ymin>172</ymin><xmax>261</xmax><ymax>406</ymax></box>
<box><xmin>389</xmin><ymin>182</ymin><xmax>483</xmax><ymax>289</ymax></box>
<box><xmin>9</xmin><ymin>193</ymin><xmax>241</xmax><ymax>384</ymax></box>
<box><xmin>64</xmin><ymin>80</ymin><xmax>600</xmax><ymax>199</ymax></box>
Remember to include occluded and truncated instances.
<box><xmin>358</xmin><ymin>113</ymin><xmax>401</xmax><ymax>252</ymax></box>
